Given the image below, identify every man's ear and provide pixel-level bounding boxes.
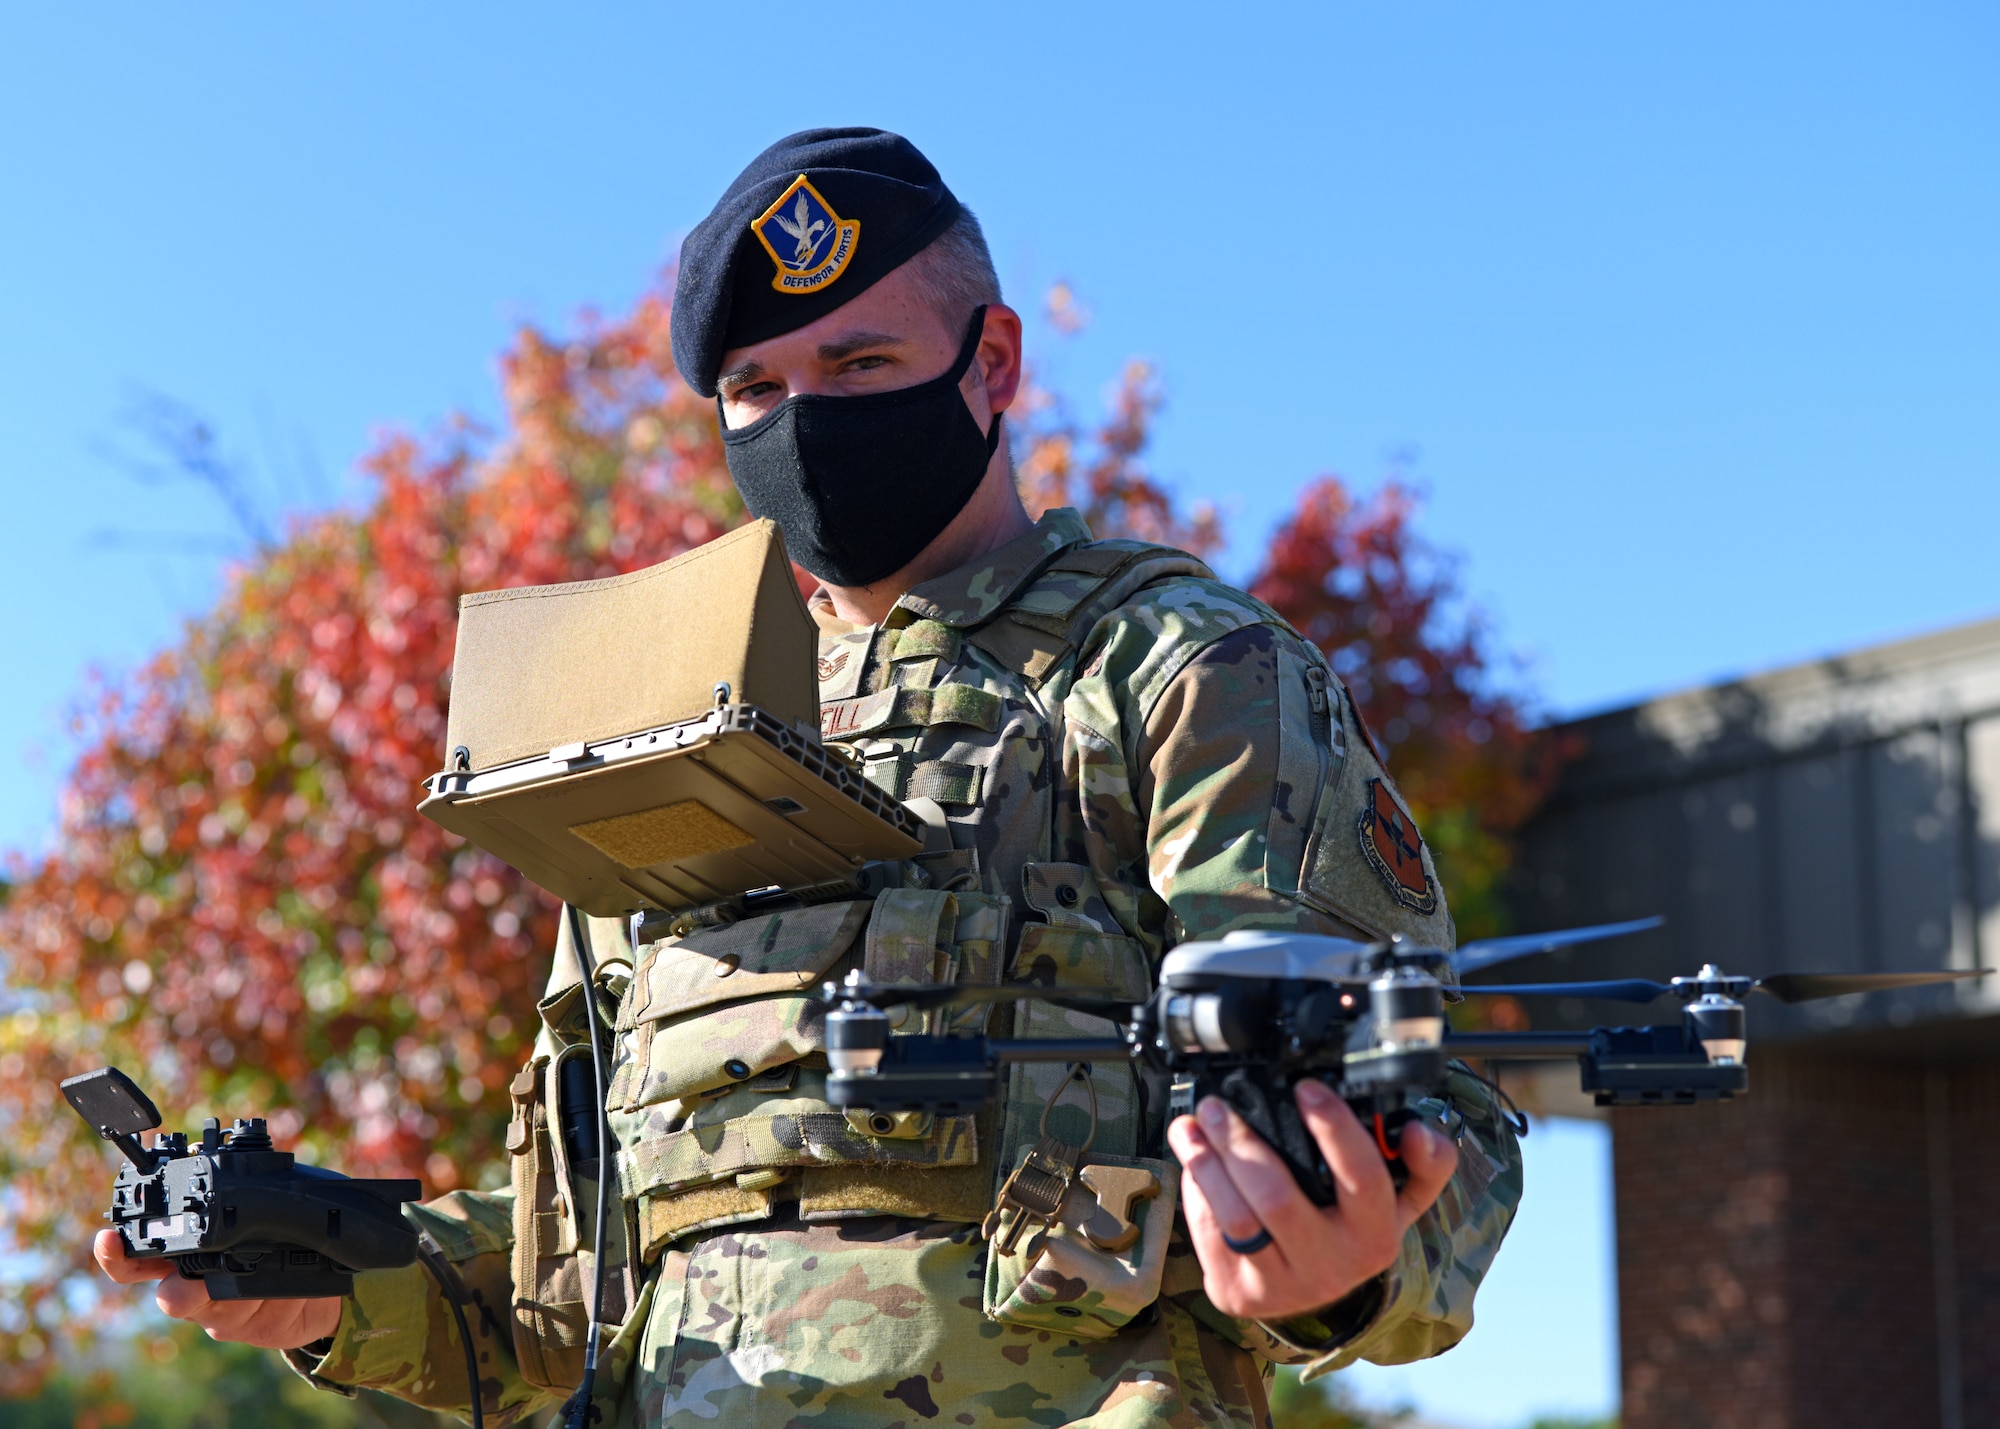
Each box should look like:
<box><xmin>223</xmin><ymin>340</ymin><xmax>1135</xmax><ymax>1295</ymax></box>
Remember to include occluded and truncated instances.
<box><xmin>975</xmin><ymin>304</ymin><xmax>1025</xmax><ymax>417</ymax></box>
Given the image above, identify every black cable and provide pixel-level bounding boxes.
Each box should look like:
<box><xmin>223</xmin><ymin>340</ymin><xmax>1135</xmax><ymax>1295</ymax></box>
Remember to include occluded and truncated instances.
<box><xmin>1454</xmin><ymin>1062</ymin><xmax>1530</xmax><ymax>1139</ymax></box>
<box><xmin>415</xmin><ymin>1233</ymin><xmax>485</xmax><ymax>1429</ymax></box>
<box><xmin>561</xmin><ymin>904</ymin><xmax>612</xmax><ymax>1429</ymax></box>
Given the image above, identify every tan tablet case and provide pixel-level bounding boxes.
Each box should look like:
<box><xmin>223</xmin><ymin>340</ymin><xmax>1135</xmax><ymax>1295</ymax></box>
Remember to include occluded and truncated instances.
<box><xmin>418</xmin><ymin>521</ymin><xmax>921</xmax><ymax>917</ymax></box>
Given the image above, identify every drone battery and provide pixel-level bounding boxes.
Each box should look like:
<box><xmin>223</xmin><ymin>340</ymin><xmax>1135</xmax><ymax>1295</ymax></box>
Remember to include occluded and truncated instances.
<box><xmin>419</xmin><ymin>521</ymin><xmax>922</xmax><ymax>916</ymax></box>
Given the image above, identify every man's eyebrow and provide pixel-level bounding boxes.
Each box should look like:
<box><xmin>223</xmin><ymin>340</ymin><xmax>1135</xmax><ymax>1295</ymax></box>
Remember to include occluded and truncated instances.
<box><xmin>817</xmin><ymin>331</ymin><xmax>906</xmax><ymax>362</ymax></box>
<box><xmin>715</xmin><ymin>358</ymin><xmax>768</xmax><ymax>392</ymax></box>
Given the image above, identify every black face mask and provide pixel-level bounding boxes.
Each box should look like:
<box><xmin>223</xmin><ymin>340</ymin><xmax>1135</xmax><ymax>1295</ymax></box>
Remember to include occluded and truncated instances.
<box><xmin>719</xmin><ymin>307</ymin><xmax>1002</xmax><ymax>587</ymax></box>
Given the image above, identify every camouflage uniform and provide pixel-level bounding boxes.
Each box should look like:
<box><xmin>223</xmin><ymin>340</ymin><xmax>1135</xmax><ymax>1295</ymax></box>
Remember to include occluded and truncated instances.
<box><xmin>288</xmin><ymin>509</ymin><xmax>1524</xmax><ymax>1427</ymax></box>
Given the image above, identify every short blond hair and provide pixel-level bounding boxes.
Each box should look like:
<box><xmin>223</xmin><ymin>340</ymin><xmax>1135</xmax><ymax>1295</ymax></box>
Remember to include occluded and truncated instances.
<box><xmin>902</xmin><ymin>207</ymin><xmax>1001</xmax><ymax>332</ymax></box>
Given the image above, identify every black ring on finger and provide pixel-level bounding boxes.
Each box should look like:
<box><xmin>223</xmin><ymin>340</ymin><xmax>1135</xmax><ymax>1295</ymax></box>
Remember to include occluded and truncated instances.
<box><xmin>1221</xmin><ymin>1226</ymin><xmax>1274</xmax><ymax>1255</ymax></box>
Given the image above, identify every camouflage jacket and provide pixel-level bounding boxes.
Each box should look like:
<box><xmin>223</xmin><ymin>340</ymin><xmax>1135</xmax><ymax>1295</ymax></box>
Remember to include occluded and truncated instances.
<box><xmin>288</xmin><ymin>509</ymin><xmax>1524</xmax><ymax>1427</ymax></box>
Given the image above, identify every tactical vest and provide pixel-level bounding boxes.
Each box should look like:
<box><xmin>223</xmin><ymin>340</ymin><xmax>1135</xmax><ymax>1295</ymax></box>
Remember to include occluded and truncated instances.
<box><xmin>500</xmin><ymin>525</ymin><xmax>1456</xmax><ymax>1385</ymax></box>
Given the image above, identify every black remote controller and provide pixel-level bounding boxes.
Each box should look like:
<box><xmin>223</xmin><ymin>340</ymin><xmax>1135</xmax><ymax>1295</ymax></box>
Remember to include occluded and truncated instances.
<box><xmin>63</xmin><ymin>1066</ymin><xmax>421</xmax><ymax>1299</ymax></box>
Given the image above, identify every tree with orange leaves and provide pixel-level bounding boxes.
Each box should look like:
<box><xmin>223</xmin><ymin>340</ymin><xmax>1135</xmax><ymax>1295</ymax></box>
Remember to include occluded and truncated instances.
<box><xmin>0</xmin><ymin>272</ymin><xmax>1549</xmax><ymax>1394</ymax></box>
<box><xmin>0</xmin><ymin>277</ymin><xmax>738</xmax><ymax>1389</ymax></box>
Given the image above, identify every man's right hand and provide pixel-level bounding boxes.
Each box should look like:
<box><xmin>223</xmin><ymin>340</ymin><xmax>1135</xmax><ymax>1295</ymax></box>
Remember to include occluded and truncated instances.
<box><xmin>93</xmin><ymin>1230</ymin><xmax>343</xmax><ymax>1350</ymax></box>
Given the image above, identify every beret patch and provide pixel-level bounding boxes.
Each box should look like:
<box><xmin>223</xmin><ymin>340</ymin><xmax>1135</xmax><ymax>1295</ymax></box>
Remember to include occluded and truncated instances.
<box><xmin>750</xmin><ymin>175</ymin><xmax>860</xmax><ymax>295</ymax></box>
<box><xmin>672</xmin><ymin>127</ymin><xmax>962</xmax><ymax>396</ymax></box>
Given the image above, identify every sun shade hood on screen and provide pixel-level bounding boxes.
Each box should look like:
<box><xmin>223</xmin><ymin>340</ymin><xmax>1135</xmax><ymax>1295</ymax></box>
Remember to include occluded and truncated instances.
<box><xmin>419</xmin><ymin>520</ymin><xmax>921</xmax><ymax>917</ymax></box>
<box><xmin>442</xmin><ymin>518</ymin><xmax>819</xmax><ymax>772</ymax></box>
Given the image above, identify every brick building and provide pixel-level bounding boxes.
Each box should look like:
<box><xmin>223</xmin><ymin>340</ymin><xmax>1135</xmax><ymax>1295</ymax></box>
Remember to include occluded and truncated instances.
<box><xmin>1507</xmin><ymin>616</ymin><xmax>2000</xmax><ymax>1429</ymax></box>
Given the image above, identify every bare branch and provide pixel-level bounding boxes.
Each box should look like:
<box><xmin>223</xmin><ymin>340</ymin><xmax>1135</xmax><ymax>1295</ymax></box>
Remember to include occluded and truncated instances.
<box><xmin>96</xmin><ymin>389</ymin><xmax>276</xmax><ymax>550</ymax></box>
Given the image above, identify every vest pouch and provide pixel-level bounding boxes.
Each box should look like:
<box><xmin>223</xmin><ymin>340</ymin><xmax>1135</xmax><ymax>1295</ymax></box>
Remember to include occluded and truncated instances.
<box><xmin>613</xmin><ymin>890</ymin><xmax>1006</xmax><ymax>1254</ymax></box>
<box><xmin>508</xmin><ymin>1041</ymin><xmax>636</xmax><ymax>1392</ymax></box>
<box><xmin>614</xmin><ymin>899</ymin><xmax>873</xmax><ymax>1110</ymax></box>
<box><xmin>1008</xmin><ymin>922</ymin><xmax>1152</xmax><ymax>1004</ymax></box>
<box><xmin>983</xmin><ymin>1152</ymin><xmax>1178</xmax><ymax>1338</ymax></box>
<box><xmin>996</xmin><ymin>922</ymin><xmax>1153</xmax><ymax>1165</ymax></box>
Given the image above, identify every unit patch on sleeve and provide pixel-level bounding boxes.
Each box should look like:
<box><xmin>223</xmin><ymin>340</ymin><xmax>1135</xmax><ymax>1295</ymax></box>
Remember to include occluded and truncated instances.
<box><xmin>751</xmin><ymin>175</ymin><xmax>860</xmax><ymax>294</ymax></box>
<box><xmin>1358</xmin><ymin>778</ymin><xmax>1439</xmax><ymax>915</ymax></box>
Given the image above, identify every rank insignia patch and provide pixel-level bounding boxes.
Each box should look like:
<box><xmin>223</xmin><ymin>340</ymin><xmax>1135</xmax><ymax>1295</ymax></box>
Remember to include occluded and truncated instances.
<box><xmin>751</xmin><ymin>175</ymin><xmax>860</xmax><ymax>295</ymax></box>
<box><xmin>1358</xmin><ymin>778</ymin><xmax>1439</xmax><ymax>915</ymax></box>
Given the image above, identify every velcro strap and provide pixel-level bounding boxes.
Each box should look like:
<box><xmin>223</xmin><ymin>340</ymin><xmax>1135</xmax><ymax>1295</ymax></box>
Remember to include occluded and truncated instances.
<box><xmin>821</xmin><ymin>683</ymin><xmax>1001</xmax><ymax>741</ymax></box>
<box><xmin>888</xmin><ymin>619</ymin><xmax>960</xmax><ymax>663</ymax></box>
<box><xmin>616</xmin><ymin>1109</ymin><xmax>978</xmax><ymax>1200</ymax></box>
<box><xmin>638</xmin><ymin>1182</ymin><xmax>775</xmax><ymax>1263</ymax></box>
<box><xmin>798</xmin><ymin>1163</ymin><xmax>995</xmax><ymax>1225</ymax></box>
<box><xmin>858</xmin><ymin>753</ymin><xmax>984</xmax><ymax>807</ymax></box>
<box><xmin>906</xmin><ymin>759</ymin><xmax>984</xmax><ymax>805</ymax></box>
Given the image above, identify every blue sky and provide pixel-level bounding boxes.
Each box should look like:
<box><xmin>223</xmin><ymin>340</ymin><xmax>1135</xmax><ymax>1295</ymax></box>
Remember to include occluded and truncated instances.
<box><xmin>3</xmin><ymin>5</ymin><xmax>1996</xmax><ymax>1422</ymax></box>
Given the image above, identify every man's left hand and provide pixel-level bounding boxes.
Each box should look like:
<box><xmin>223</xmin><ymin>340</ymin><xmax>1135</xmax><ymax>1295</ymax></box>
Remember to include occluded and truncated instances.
<box><xmin>1167</xmin><ymin>1077</ymin><xmax>1457</xmax><ymax>1322</ymax></box>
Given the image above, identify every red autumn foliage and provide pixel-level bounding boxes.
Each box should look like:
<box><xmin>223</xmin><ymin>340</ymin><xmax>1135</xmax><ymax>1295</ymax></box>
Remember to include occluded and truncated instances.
<box><xmin>0</xmin><ymin>272</ymin><xmax>1550</xmax><ymax>1389</ymax></box>
<box><xmin>1014</xmin><ymin>354</ymin><xmax>1222</xmax><ymax>558</ymax></box>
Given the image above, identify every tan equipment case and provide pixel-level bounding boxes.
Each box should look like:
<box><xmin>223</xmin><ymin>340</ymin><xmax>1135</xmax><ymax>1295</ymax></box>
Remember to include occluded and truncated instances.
<box><xmin>418</xmin><ymin>520</ymin><xmax>921</xmax><ymax>917</ymax></box>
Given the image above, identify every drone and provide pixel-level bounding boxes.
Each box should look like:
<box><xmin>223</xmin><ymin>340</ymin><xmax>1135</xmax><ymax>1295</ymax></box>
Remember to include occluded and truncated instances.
<box><xmin>822</xmin><ymin>917</ymin><xmax>1985</xmax><ymax>1206</ymax></box>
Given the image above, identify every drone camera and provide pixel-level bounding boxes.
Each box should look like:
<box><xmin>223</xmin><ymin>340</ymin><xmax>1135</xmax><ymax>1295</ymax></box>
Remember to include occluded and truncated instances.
<box><xmin>1161</xmin><ymin>980</ymin><xmax>1270</xmax><ymax>1056</ymax></box>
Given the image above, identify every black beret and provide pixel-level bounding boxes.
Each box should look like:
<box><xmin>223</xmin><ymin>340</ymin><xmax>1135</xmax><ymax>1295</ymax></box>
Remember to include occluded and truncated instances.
<box><xmin>671</xmin><ymin>127</ymin><xmax>963</xmax><ymax>397</ymax></box>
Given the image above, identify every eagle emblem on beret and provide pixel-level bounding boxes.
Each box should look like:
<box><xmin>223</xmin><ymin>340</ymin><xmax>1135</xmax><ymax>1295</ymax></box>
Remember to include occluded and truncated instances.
<box><xmin>751</xmin><ymin>175</ymin><xmax>860</xmax><ymax>295</ymax></box>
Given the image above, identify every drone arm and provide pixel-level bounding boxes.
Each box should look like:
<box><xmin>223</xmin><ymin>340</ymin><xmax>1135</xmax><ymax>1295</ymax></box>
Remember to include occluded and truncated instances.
<box><xmin>1443</xmin><ymin>1031</ymin><xmax>1595</xmax><ymax>1058</ymax></box>
<box><xmin>1460</xmin><ymin>979</ymin><xmax>1675</xmax><ymax>1004</ymax></box>
<box><xmin>987</xmin><ymin>1037</ymin><xmax>1130</xmax><ymax>1065</ymax></box>
<box><xmin>825</xmin><ymin>979</ymin><xmax>1138</xmax><ymax>1019</ymax></box>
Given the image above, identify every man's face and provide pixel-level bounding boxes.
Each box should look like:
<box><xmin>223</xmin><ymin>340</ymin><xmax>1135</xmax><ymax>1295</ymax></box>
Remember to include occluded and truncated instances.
<box><xmin>714</xmin><ymin>262</ymin><xmax>1021</xmax><ymax>433</ymax></box>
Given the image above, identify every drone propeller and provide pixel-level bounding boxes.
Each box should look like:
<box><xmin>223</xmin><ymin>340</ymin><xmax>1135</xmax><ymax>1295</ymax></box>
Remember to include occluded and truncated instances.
<box><xmin>1450</xmin><ymin>916</ymin><xmax>1666</xmax><ymax>978</ymax></box>
<box><xmin>1751</xmin><ymin>969</ymin><xmax>1987</xmax><ymax>1004</ymax></box>
<box><xmin>1461</xmin><ymin>968</ymin><xmax>1987</xmax><ymax>1005</ymax></box>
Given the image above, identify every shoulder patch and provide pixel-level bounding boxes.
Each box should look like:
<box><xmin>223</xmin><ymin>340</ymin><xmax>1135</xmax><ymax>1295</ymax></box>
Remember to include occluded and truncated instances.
<box><xmin>1357</xmin><ymin>778</ymin><xmax>1439</xmax><ymax>915</ymax></box>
